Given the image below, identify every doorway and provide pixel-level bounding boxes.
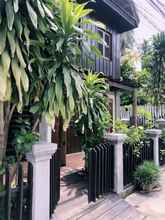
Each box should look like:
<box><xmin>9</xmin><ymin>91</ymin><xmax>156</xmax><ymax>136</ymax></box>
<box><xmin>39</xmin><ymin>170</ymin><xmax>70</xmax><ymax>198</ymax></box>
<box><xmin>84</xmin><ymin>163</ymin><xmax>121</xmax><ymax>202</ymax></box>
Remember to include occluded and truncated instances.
<box><xmin>51</xmin><ymin>122</ymin><xmax>88</xmax><ymax>205</ymax></box>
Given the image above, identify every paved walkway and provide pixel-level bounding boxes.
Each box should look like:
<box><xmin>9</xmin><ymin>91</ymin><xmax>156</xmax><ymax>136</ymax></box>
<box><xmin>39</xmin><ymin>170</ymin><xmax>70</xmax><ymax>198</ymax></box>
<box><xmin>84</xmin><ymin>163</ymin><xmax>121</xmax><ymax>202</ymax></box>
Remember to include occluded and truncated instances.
<box><xmin>126</xmin><ymin>166</ymin><xmax>165</xmax><ymax>220</ymax></box>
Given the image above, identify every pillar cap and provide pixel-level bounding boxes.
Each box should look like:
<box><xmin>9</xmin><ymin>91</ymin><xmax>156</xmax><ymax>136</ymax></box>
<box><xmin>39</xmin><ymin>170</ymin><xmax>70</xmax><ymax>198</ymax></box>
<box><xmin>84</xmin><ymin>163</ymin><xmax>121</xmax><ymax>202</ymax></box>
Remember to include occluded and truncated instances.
<box><xmin>156</xmin><ymin>118</ymin><xmax>165</xmax><ymax>124</ymax></box>
<box><xmin>145</xmin><ymin>129</ymin><xmax>161</xmax><ymax>137</ymax></box>
<box><xmin>105</xmin><ymin>133</ymin><xmax>127</xmax><ymax>144</ymax></box>
<box><xmin>26</xmin><ymin>142</ymin><xmax>57</xmax><ymax>163</ymax></box>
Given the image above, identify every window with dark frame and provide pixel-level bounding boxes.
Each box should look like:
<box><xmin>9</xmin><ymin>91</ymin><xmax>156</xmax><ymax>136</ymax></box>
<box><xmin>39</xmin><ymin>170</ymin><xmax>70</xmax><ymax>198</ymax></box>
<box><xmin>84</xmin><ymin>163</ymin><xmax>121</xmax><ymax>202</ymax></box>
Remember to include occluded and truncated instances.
<box><xmin>98</xmin><ymin>29</ymin><xmax>112</xmax><ymax>60</ymax></box>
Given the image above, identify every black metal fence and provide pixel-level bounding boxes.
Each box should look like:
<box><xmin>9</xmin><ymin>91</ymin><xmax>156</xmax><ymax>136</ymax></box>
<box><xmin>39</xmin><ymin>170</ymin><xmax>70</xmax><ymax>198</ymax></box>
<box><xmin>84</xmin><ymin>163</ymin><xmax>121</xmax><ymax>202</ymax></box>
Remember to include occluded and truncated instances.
<box><xmin>50</xmin><ymin>149</ymin><xmax>60</xmax><ymax>218</ymax></box>
<box><xmin>123</xmin><ymin>139</ymin><xmax>154</xmax><ymax>187</ymax></box>
<box><xmin>159</xmin><ymin>138</ymin><xmax>165</xmax><ymax>166</ymax></box>
<box><xmin>0</xmin><ymin>162</ymin><xmax>33</xmax><ymax>220</ymax></box>
<box><xmin>88</xmin><ymin>142</ymin><xmax>114</xmax><ymax>203</ymax></box>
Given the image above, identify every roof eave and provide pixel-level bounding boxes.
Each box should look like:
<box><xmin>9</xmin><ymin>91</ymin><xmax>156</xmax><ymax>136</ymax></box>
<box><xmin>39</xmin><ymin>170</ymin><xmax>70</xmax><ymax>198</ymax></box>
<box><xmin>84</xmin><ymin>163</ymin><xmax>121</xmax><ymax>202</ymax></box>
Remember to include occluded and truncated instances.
<box><xmin>103</xmin><ymin>0</ymin><xmax>139</xmax><ymax>32</ymax></box>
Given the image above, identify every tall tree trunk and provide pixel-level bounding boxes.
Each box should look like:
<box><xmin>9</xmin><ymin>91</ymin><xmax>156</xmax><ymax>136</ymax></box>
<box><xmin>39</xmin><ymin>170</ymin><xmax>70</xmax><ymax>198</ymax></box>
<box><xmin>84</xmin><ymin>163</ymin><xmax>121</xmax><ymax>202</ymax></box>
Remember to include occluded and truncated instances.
<box><xmin>0</xmin><ymin>102</ymin><xmax>5</xmax><ymax>164</ymax></box>
<box><xmin>0</xmin><ymin>102</ymin><xmax>16</xmax><ymax>164</ymax></box>
<box><xmin>58</xmin><ymin>117</ymin><xmax>66</xmax><ymax>166</ymax></box>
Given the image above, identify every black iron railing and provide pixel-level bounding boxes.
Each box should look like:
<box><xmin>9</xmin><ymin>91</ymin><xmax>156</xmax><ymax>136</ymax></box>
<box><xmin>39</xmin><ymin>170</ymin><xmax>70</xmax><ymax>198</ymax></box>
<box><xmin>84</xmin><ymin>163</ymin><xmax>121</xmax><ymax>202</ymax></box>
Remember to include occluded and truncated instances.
<box><xmin>159</xmin><ymin>138</ymin><xmax>165</xmax><ymax>166</ymax></box>
<box><xmin>123</xmin><ymin>139</ymin><xmax>154</xmax><ymax>187</ymax></box>
<box><xmin>88</xmin><ymin>142</ymin><xmax>114</xmax><ymax>203</ymax></box>
<box><xmin>0</xmin><ymin>162</ymin><xmax>33</xmax><ymax>220</ymax></box>
<box><xmin>50</xmin><ymin>149</ymin><xmax>60</xmax><ymax>218</ymax></box>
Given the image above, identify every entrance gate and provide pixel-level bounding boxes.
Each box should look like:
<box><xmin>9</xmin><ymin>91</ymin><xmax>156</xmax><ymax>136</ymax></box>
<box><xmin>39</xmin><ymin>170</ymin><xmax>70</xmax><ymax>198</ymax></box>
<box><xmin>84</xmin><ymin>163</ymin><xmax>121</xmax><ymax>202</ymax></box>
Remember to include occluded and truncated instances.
<box><xmin>49</xmin><ymin>141</ymin><xmax>114</xmax><ymax>217</ymax></box>
<box><xmin>88</xmin><ymin>142</ymin><xmax>114</xmax><ymax>202</ymax></box>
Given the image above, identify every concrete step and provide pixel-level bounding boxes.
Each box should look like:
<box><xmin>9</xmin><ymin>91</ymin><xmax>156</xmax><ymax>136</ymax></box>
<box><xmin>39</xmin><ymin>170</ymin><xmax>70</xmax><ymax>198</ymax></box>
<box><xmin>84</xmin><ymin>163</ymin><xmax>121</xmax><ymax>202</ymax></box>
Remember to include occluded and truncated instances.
<box><xmin>54</xmin><ymin>194</ymin><xmax>88</xmax><ymax>220</ymax></box>
<box><xmin>76</xmin><ymin>195</ymin><xmax>121</xmax><ymax>220</ymax></box>
<box><xmin>53</xmin><ymin>193</ymin><xmax>145</xmax><ymax>220</ymax></box>
<box><xmin>96</xmin><ymin>199</ymin><xmax>145</xmax><ymax>220</ymax></box>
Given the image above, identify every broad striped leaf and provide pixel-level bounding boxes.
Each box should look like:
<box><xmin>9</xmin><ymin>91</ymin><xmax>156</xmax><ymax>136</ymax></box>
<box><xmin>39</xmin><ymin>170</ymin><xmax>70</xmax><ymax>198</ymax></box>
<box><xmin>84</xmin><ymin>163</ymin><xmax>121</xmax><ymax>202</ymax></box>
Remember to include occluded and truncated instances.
<box><xmin>37</xmin><ymin>0</ymin><xmax>45</xmax><ymax>18</ymax></box>
<box><xmin>20</xmin><ymin>67</ymin><xmax>29</xmax><ymax>92</ymax></box>
<box><xmin>0</xmin><ymin>64</ymin><xmax>7</xmax><ymax>99</ymax></box>
<box><xmin>13</xmin><ymin>0</ymin><xmax>19</xmax><ymax>13</ymax></box>
<box><xmin>55</xmin><ymin>74</ymin><xmax>63</xmax><ymax>105</ymax></box>
<box><xmin>63</xmin><ymin>67</ymin><xmax>72</xmax><ymax>97</ymax></box>
<box><xmin>14</xmin><ymin>14</ymin><xmax>23</xmax><ymax>39</ymax></box>
<box><xmin>7</xmin><ymin>30</ymin><xmax>16</xmax><ymax>58</ymax></box>
<box><xmin>24</xmin><ymin>25</ymin><xmax>30</xmax><ymax>53</ymax></box>
<box><xmin>6</xmin><ymin>0</ymin><xmax>15</xmax><ymax>31</ymax></box>
<box><xmin>0</xmin><ymin>26</ymin><xmax>7</xmax><ymax>55</ymax></box>
<box><xmin>16</xmin><ymin>40</ymin><xmax>26</xmax><ymax>68</ymax></box>
<box><xmin>5</xmin><ymin>78</ymin><xmax>12</xmax><ymax>101</ymax></box>
<box><xmin>26</xmin><ymin>0</ymin><xmax>38</xmax><ymax>29</ymax></box>
<box><xmin>1</xmin><ymin>50</ymin><xmax>11</xmax><ymax>74</ymax></box>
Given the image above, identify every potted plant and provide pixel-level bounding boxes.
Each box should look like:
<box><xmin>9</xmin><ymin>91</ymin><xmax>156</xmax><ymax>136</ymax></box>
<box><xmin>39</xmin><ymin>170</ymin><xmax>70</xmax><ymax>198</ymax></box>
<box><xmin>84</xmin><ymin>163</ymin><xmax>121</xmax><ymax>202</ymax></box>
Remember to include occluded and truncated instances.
<box><xmin>134</xmin><ymin>161</ymin><xmax>160</xmax><ymax>192</ymax></box>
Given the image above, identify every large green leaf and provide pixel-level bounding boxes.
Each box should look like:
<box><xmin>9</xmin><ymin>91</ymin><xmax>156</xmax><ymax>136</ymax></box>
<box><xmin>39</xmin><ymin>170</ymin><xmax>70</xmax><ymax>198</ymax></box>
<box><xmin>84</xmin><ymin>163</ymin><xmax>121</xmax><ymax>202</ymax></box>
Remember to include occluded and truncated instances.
<box><xmin>63</xmin><ymin>67</ymin><xmax>72</xmax><ymax>97</ymax></box>
<box><xmin>20</xmin><ymin>67</ymin><xmax>29</xmax><ymax>92</ymax></box>
<box><xmin>24</xmin><ymin>25</ymin><xmax>30</xmax><ymax>53</ymax></box>
<box><xmin>26</xmin><ymin>0</ymin><xmax>38</xmax><ymax>29</ymax></box>
<box><xmin>16</xmin><ymin>40</ymin><xmax>26</xmax><ymax>68</ymax></box>
<box><xmin>6</xmin><ymin>0</ymin><xmax>15</xmax><ymax>31</ymax></box>
<box><xmin>14</xmin><ymin>14</ymin><xmax>23</xmax><ymax>39</ymax></box>
<box><xmin>7</xmin><ymin>30</ymin><xmax>16</xmax><ymax>58</ymax></box>
<box><xmin>13</xmin><ymin>0</ymin><xmax>19</xmax><ymax>13</ymax></box>
<box><xmin>1</xmin><ymin>50</ymin><xmax>11</xmax><ymax>73</ymax></box>
<box><xmin>0</xmin><ymin>64</ymin><xmax>7</xmax><ymax>99</ymax></box>
<box><xmin>0</xmin><ymin>25</ymin><xmax>7</xmax><ymax>55</ymax></box>
<box><xmin>37</xmin><ymin>0</ymin><xmax>45</xmax><ymax>18</ymax></box>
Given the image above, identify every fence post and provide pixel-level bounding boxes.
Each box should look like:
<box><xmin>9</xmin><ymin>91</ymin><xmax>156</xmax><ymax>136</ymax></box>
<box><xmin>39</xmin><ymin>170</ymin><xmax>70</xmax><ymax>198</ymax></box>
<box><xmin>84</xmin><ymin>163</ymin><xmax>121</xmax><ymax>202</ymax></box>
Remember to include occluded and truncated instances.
<box><xmin>105</xmin><ymin>133</ymin><xmax>126</xmax><ymax>195</ymax></box>
<box><xmin>156</xmin><ymin>119</ymin><xmax>165</xmax><ymax>130</ymax></box>
<box><xmin>145</xmin><ymin>129</ymin><xmax>161</xmax><ymax>166</ymax></box>
<box><xmin>26</xmin><ymin>143</ymin><xmax>57</xmax><ymax>220</ymax></box>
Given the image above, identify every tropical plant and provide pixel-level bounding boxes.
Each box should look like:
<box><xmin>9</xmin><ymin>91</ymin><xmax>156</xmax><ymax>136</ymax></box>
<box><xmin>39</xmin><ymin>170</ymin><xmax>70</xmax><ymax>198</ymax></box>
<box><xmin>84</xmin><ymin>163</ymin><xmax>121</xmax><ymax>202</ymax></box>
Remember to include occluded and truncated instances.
<box><xmin>115</xmin><ymin>120</ymin><xmax>129</xmax><ymax>134</ymax></box>
<box><xmin>0</xmin><ymin>0</ymin><xmax>102</xmax><ymax>164</ymax></box>
<box><xmin>29</xmin><ymin>0</ymin><xmax>102</xmax><ymax>130</ymax></box>
<box><xmin>26</xmin><ymin>0</ymin><xmax>103</xmax><ymax>165</ymax></box>
<box><xmin>0</xmin><ymin>0</ymin><xmax>54</xmax><ymax>163</ymax></box>
<box><xmin>75</xmin><ymin>72</ymin><xmax>111</xmax><ymax>149</ymax></box>
<box><xmin>134</xmin><ymin>161</ymin><xmax>159</xmax><ymax>191</ymax></box>
<box><xmin>115</xmin><ymin>121</ymin><xmax>145</xmax><ymax>156</ymax></box>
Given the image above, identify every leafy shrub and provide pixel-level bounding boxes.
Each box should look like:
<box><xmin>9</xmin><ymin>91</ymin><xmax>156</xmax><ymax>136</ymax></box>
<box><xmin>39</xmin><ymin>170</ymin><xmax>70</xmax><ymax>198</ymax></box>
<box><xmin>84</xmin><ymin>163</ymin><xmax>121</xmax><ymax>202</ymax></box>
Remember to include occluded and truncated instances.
<box><xmin>125</xmin><ymin>126</ymin><xmax>145</xmax><ymax>156</ymax></box>
<box><xmin>115</xmin><ymin>120</ymin><xmax>129</xmax><ymax>134</ymax></box>
<box><xmin>14</xmin><ymin>130</ymin><xmax>39</xmax><ymax>159</ymax></box>
<box><xmin>115</xmin><ymin>121</ymin><xmax>146</xmax><ymax>156</ymax></box>
<box><xmin>137</xmin><ymin>107</ymin><xmax>153</xmax><ymax>128</ymax></box>
<box><xmin>125</xmin><ymin>126</ymin><xmax>144</xmax><ymax>145</ymax></box>
<box><xmin>134</xmin><ymin>161</ymin><xmax>159</xmax><ymax>188</ymax></box>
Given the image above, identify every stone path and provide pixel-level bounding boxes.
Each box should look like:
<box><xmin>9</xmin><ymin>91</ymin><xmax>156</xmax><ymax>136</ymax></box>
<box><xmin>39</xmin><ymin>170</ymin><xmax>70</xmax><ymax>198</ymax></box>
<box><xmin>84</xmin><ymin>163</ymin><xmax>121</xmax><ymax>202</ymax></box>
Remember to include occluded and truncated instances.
<box><xmin>126</xmin><ymin>166</ymin><xmax>165</xmax><ymax>220</ymax></box>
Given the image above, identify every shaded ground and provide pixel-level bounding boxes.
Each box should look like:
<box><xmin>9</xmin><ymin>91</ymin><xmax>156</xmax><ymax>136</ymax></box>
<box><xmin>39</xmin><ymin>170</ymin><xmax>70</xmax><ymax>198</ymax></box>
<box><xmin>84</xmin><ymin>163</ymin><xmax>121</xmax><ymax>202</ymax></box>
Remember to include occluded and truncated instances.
<box><xmin>126</xmin><ymin>166</ymin><xmax>165</xmax><ymax>220</ymax></box>
<box><xmin>60</xmin><ymin>152</ymin><xmax>87</xmax><ymax>204</ymax></box>
<box><xmin>55</xmin><ymin>152</ymin><xmax>144</xmax><ymax>220</ymax></box>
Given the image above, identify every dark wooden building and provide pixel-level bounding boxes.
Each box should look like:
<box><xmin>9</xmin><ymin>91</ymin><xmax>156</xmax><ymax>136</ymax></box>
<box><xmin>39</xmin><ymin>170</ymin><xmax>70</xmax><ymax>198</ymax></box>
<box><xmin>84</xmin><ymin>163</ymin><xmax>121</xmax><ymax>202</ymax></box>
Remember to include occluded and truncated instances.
<box><xmin>62</xmin><ymin>0</ymin><xmax>140</xmax><ymax>155</ymax></box>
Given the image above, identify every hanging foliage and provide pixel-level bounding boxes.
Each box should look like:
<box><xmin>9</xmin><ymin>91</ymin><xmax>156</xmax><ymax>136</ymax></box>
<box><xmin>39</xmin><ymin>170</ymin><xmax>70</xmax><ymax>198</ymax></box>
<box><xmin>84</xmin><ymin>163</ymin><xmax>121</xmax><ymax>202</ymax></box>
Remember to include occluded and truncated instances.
<box><xmin>0</xmin><ymin>0</ymin><xmax>54</xmax><ymax>110</ymax></box>
<box><xmin>0</xmin><ymin>0</ymin><xmax>54</xmax><ymax>163</ymax></box>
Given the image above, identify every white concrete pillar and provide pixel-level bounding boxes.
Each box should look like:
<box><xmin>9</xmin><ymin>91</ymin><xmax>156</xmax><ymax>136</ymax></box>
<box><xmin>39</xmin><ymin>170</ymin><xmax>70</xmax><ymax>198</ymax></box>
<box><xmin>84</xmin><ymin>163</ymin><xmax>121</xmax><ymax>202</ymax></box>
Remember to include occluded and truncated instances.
<box><xmin>26</xmin><ymin>143</ymin><xmax>57</xmax><ymax>220</ymax></box>
<box><xmin>39</xmin><ymin>117</ymin><xmax>52</xmax><ymax>143</ymax></box>
<box><xmin>145</xmin><ymin>129</ymin><xmax>161</xmax><ymax>166</ymax></box>
<box><xmin>105</xmin><ymin>133</ymin><xmax>126</xmax><ymax>195</ymax></box>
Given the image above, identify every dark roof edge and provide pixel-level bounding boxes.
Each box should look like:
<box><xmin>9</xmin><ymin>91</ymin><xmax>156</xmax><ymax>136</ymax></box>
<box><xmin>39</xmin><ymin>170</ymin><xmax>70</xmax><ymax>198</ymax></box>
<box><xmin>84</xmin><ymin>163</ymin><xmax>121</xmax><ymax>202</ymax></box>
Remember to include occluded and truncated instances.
<box><xmin>103</xmin><ymin>0</ymin><xmax>139</xmax><ymax>29</ymax></box>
